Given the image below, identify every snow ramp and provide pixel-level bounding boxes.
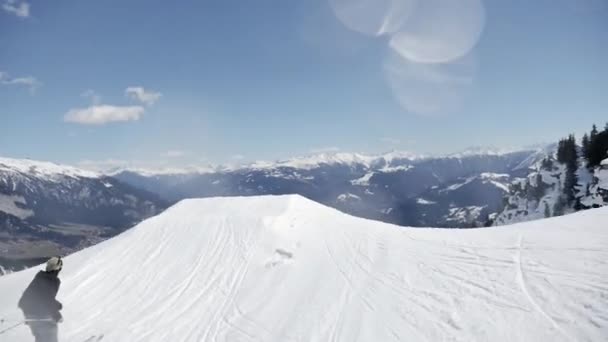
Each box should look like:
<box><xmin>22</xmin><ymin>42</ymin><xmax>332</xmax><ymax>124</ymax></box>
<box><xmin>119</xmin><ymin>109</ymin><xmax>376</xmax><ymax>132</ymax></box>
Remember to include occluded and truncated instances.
<box><xmin>0</xmin><ymin>195</ymin><xmax>606</xmax><ymax>341</ymax></box>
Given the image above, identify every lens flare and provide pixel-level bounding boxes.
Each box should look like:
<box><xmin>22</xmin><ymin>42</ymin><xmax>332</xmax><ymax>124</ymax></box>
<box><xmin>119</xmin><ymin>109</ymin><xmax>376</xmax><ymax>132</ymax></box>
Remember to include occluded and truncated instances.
<box><xmin>329</xmin><ymin>0</ymin><xmax>417</xmax><ymax>36</ymax></box>
<box><xmin>389</xmin><ymin>0</ymin><xmax>485</xmax><ymax>64</ymax></box>
<box><xmin>384</xmin><ymin>50</ymin><xmax>477</xmax><ymax>115</ymax></box>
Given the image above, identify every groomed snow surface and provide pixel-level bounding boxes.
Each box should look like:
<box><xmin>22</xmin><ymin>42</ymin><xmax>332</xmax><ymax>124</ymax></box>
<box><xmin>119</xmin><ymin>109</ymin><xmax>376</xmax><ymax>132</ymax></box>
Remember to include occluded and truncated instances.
<box><xmin>1</xmin><ymin>195</ymin><xmax>607</xmax><ymax>341</ymax></box>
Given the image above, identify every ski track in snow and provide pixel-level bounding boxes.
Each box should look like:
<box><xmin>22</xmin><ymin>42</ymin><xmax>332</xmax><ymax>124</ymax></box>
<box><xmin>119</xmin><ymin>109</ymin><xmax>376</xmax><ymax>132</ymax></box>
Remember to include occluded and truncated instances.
<box><xmin>0</xmin><ymin>195</ymin><xmax>607</xmax><ymax>341</ymax></box>
<box><xmin>514</xmin><ymin>235</ymin><xmax>575</xmax><ymax>342</ymax></box>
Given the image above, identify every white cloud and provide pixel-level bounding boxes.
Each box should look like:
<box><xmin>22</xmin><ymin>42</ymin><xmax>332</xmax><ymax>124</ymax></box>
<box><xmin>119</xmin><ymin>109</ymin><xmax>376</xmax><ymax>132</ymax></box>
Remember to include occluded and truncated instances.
<box><xmin>162</xmin><ymin>150</ymin><xmax>189</xmax><ymax>158</ymax></box>
<box><xmin>310</xmin><ymin>147</ymin><xmax>340</xmax><ymax>154</ymax></box>
<box><xmin>2</xmin><ymin>0</ymin><xmax>29</xmax><ymax>18</ymax></box>
<box><xmin>125</xmin><ymin>86</ymin><xmax>162</xmax><ymax>106</ymax></box>
<box><xmin>231</xmin><ymin>154</ymin><xmax>245</xmax><ymax>160</ymax></box>
<box><xmin>0</xmin><ymin>71</ymin><xmax>41</xmax><ymax>93</ymax></box>
<box><xmin>64</xmin><ymin>105</ymin><xmax>144</xmax><ymax>125</ymax></box>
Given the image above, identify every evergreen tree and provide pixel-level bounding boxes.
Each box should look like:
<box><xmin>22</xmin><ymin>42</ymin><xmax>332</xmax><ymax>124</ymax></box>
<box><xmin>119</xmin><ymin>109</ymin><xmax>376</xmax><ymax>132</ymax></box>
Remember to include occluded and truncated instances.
<box><xmin>582</xmin><ymin>133</ymin><xmax>590</xmax><ymax>164</ymax></box>
<box><xmin>555</xmin><ymin>134</ymin><xmax>579</xmax><ymax>204</ymax></box>
<box><xmin>544</xmin><ymin>202</ymin><xmax>551</xmax><ymax>218</ymax></box>
<box><xmin>588</xmin><ymin>130</ymin><xmax>608</xmax><ymax>167</ymax></box>
<box><xmin>557</xmin><ymin>138</ymin><xmax>566</xmax><ymax>163</ymax></box>
<box><xmin>573</xmin><ymin>198</ymin><xmax>583</xmax><ymax>211</ymax></box>
<box><xmin>553</xmin><ymin>196</ymin><xmax>565</xmax><ymax>216</ymax></box>
<box><xmin>591</xmin><ymin>124</ymin><xmax>599</xmax><ymax>141</ymax></box>
<box><xmin>562</xmin><ymin>135</ymin><xmax>578</xmax><ymax>205</ymax></box>
<box><xmin>530</xmin><ymin>173</ymin><xmax>545</xmax><ymax>201</ymax></box>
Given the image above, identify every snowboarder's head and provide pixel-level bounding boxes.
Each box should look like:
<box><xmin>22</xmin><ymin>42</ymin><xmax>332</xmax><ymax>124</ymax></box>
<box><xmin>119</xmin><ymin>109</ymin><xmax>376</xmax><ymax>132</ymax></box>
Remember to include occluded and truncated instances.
<box><xmin>45</xmin><ymin>256</ymin><xmax>63</xmax><ymax>274</ymax></box>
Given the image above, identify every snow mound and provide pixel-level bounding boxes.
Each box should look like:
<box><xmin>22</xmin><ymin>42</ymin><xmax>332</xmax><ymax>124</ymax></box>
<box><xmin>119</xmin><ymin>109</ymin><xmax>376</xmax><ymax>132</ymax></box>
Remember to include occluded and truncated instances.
<box><xmin>0</xmin><ymin>195</ymin><xmax>606</xmax><ymax>341</ymax></box>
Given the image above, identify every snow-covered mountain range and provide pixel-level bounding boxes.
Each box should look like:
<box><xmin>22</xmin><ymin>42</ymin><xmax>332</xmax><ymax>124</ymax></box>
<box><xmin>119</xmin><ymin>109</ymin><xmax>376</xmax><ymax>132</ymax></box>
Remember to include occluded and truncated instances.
<box><xmin>0</xmin><ymin>157</ymin><xmax>167</xmax><ymax>268</ymax></box>
<box><xmin>110</xmin><ymin>148</ymin><xmax>544</xmax><ymax>228</ymax></box>
<box><xmin>0</xmin><ymin>195</ymin><xmax>606</xmax><ymax>341</ymax></box>
<box><xmin>2</xmin><ymin>143</ymin><xmax>606</xmax><ymax>271</ymax></box>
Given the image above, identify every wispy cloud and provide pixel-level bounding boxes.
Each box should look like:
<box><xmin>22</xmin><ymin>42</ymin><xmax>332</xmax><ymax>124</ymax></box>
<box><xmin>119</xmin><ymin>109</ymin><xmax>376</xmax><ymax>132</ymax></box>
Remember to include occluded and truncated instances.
<box><xmin>162</xmin><ymin>150</ymin><xmax>189</xmax><ymax>158</ymax></box>
<box><xmin>0</xmin><ymin>71</ymin><xmax>41</xmax><ymax>93</ymax></box>
<box><xmin>125</xmin><ymin>86</ymin><xmax>162</xmax><ymax>106</ymax></box>
<box><xmin>309</xmin><ymin>146</ymin><xmax>340</xmax><ymax>154</ymax></box>
<box><xmin>64</xmin><ymin>105</ymin><xmax>145</xmax><ymax>125</ymax></box>
<box><xmin>2</xmin><ymin>0</ymin><xmax>29</xmax><ymax>18</ymax></box>
<box><xmin>231</xmin><ymin>154</ymin><xmax>245</xmax><ymax>160</ymax></box>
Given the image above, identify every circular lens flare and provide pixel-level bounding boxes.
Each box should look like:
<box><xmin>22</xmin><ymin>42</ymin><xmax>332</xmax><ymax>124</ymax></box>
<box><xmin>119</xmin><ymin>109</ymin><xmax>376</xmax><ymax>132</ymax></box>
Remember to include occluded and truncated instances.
<box><xmin>384</xmin><ymin>50</ymin><xmax>477</xmax><ymax>115</ymax></box>
<box><xmin>389</xmin><ymin>0</ymin><xmax>485</xmax><ymax>64</ymax></box>
<box><xmin>329</xmin><ymin>0</ymin><xmax>417</xmax><ymax>36</ymax></box>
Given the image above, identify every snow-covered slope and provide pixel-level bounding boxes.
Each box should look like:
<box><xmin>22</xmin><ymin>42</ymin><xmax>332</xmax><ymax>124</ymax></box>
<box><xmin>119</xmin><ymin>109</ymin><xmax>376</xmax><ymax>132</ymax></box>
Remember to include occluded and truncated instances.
<box><xmin>1</xmin><ymin>195</ymin><xmax>606</xmax><ymax>341</ymax></box>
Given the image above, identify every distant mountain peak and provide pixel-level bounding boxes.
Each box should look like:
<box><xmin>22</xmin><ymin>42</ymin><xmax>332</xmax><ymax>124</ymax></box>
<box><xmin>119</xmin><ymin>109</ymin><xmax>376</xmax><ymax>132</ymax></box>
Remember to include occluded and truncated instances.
<box><xmin>445</xmin><ymin>145</ymin><xmax>542</xmax><ymax>159</ymax></box>
<box><xmin>0</xmin><ymin>156</ymin><xmax>100</xmax><ymax>179</ymax></box>
<box><xmin>105</xmin><ymin>165</ymin><xmax>218</xmax><ymax>177</ymax></box>
<box><xmin>58</xmin><ymin>145</ymin><xmax>556</xmax><ymax>178</ymax></box>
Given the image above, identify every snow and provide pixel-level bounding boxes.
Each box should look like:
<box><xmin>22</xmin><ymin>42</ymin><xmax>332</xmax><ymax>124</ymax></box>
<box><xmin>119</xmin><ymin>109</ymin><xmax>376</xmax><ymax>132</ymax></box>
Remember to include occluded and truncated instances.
<box><xmin>601</xmin><ymin>158</ymin><xmax>608</xmax><ymax>166</ymax></box>
<box><xmin>238</xmin><ymin>151</ymin><xmax>424</xmax><ymax>172</ymax></box>
<box><xmin>597</xmin><ymin>168</ymin><xmax>608</xmax><ymax>189</ymax></box>
<box><xmin>446</xmin><ymin>205</ymin><xmax>485</xmax><ymax>223</ymax></box>
<box><xmin>378</xmin><ymin>150</ymin><xmax>426</xmax><ymax>162</ymax></box>
<box><xmin>337</xmin><ymin>193</ymin><xmax>361</xmax><ymax>202</ymax></box>
<box><xmin>489</xmin><ymin>180</ymin><xmax>510</xmax><ymax>192</ymax></box>
<box><xmin>440</xmin><ymin>173</ymin><xmax>509</xmax><ymax>194</ymax></box>
<box><xmin>582</xmin><ymin>166</ymin><xmax>608</xmax><ymax>207</ymax></box>
<box><xmin>380</xmin><ymin>207</ymin><xmax>393</xmax><ymax>214</ymax></box>
<box><xmin>102</xmin><ymin>148</ymin><xmax>546</xmax><ymax>178</ymax></box>
<box><xmin>480</xmin><ymin>172</ymin><xmax>510</xmax><ymax>180</ymax></box>
<box><xmin>351</xmin><ymin>172</ymin><xmax>374</xmax><ymax>186</ymax></box>
<box><xmin>0</xmin><ymin>157</ymin><xmax>99</xmax><ymax>179</ymax></box>
<box><xmin>494</xmin><ymin>167</ymin><xmax>564</xmax><ymax>226</ymax></box>
<box><xmin>444</xmin><ymin>176</ymin><xmax>476</xmax><ymax>192</ymax></box>
<box><xmin>0</xmin><ymin>195</ymin><xmax>607</xmax><ymax>341</ymax></box>
<box><xmin>379</xmin><ymin>165</ymin><xmax>413</xmax><ymax>173</ymax></box>
<box><xmin>0</xmin><ymin>194</ymin><xmax>33</xmax><ymax>219</ymax></box>
<box><xmin>416</xmin><ymin>198</ymin><xmax>436</xmax><ymax>205</ymax></box>
<box><xmin>107</xmin><ymin>166</ymin><xmax>217</xmax><ymax>177</ymax></box>
<box><xmin>511</xmin><ymin>143</ymin><xmax>556</xmax><ymax>171</ymax></box>
<box><xmin>446</xmin><ymin>146</ymin><xmax>536</xmax><ymax>159</ymax></box>
<box><xmin>263</xmin><ymin>153</ymin><xmax>380</xmax><ymax>170</ymax></box>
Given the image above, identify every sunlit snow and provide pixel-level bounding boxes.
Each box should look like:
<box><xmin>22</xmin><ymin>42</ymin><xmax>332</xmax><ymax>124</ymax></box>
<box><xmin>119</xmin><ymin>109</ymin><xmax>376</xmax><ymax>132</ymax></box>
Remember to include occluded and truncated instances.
<box><xmin>0</xmin><ymin>195</ymin><xmax>606</xmax><ymax>341</ymax></box>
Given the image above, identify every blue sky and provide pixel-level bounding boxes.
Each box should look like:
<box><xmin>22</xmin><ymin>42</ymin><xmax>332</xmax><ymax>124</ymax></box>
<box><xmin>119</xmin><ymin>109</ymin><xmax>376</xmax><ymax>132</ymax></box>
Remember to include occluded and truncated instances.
<box><xmin>1</xmin><ymin>0</ymin><xmax>607</xmax><ymax>169</ymax></box>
